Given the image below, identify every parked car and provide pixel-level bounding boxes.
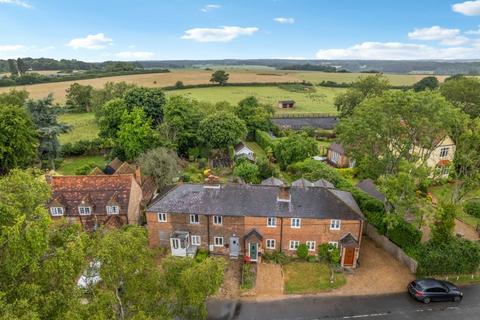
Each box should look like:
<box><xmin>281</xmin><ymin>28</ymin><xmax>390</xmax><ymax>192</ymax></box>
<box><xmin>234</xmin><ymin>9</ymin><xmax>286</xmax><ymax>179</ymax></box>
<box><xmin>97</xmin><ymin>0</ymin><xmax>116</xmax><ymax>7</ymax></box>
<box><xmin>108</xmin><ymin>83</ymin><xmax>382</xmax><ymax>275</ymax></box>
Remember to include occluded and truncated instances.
<box><xmin>408</xmin><ymin>279</ymin><xmax>463</xmax><ymax>304</ymax></box>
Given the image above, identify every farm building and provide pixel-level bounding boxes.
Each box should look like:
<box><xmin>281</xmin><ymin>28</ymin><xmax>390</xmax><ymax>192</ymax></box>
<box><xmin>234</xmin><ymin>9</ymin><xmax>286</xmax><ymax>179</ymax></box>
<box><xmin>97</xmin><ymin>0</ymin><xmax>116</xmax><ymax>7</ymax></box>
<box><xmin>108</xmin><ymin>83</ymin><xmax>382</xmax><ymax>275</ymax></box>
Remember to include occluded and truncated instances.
<box><xmin>278</xmin><ymin>100</ymin><xmax>296</xmax><ymax>109</ymax></box>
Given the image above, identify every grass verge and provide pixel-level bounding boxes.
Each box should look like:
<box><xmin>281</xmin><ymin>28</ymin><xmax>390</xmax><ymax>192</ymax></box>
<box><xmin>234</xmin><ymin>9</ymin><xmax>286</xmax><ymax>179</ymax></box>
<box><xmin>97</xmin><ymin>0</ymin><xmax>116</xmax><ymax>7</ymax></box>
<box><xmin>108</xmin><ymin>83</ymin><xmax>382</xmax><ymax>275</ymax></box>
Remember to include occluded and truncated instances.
<box><xmin>58</xmin><ymin>112</ymin><xmax>99</xmax><ymax>144</ymax></box>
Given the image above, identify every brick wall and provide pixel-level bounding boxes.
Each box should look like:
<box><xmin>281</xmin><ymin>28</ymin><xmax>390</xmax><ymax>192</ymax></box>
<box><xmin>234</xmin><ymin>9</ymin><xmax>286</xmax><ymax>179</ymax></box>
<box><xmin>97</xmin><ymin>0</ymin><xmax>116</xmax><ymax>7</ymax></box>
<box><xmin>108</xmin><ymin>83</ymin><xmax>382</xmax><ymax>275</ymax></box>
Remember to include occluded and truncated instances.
<box><xmin>147</xmin><ymin>211</ymin><xmax>363</xmax><ymax>257</ymax></box>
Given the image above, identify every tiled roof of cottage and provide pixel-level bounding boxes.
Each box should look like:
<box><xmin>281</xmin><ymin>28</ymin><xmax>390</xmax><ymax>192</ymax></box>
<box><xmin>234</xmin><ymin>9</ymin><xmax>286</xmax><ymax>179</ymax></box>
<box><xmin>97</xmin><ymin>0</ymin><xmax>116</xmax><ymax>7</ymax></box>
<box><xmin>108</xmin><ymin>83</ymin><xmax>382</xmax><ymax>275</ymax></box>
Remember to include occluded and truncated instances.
<box><xmin>261</xmin><ymin>177</ymin><xmax>285</xmax><ymax>186</ymax></box>
<box><xmin>104</xmin><ymin>158</ymin><xmax>123</xmax><ymax>174</ymax></box>
<box><xmin>48</xmin><ymin>175</ymin><xmax>135</xmax><ymax>216</ymax></box>
<box><xmin>313</xmin><ymin>179</ymin><xmax>335</xmax><ymax>188</ymax></box>
<box><xmin>148</xmin><ymin>183</ymin><xmax>363</xmax><ymax>220</ymax></box>
<box><xmin>114</xmin><ymin>162</ymin><xmax>136</xmax><ymax>175</ymax></box>
<box><xmin>292</xmin><ymin>178</ymin><xmax>314</xmax><ymax>187</ymax></box>
<box><xmin>356</xmin><ymin>179</ymin><xmax>385</xmax><ymax>203</ymax></box>
<box><xmin>89</xmin><ymin>167</ymin><xmax>106</xmax><ymax>175</ymax></box>
<box><xmin>328</xmin><ymin>143</ymin><xmax>346</xmax><ymax>155</ymax></box>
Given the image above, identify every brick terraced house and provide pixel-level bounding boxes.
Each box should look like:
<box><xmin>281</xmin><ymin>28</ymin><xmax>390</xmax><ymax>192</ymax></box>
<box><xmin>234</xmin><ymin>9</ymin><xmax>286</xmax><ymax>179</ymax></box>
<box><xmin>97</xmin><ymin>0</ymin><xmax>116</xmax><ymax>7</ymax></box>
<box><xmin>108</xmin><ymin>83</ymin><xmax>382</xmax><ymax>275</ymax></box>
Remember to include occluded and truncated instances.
<box><xmin>47</xmin><ymin>174</ymin><xmax>144</xmax><ymax>231</ymax></box>
<box><xmin>146</xmin><ymin>183</ymin><xmax>365</xmax><ymax>268</ymax></box>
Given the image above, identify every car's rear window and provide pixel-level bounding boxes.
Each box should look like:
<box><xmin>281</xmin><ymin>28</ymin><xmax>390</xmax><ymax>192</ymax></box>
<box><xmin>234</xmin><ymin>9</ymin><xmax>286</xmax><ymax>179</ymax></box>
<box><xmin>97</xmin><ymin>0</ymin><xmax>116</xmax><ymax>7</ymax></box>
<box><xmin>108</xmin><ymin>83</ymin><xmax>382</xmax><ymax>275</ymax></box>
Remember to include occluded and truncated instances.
<box><xmin>411</xmin><ymin>281</ymin><xmax>423</xmax><ymax>290</ymax></box>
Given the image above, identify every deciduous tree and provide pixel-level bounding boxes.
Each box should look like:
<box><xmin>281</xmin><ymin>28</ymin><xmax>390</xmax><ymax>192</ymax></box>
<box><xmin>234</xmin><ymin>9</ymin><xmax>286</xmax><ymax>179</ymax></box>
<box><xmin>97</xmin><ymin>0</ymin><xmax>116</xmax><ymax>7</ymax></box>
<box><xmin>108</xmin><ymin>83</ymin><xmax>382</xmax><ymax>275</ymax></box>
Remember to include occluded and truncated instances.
<box><xmin>198</xmin><ymin>111</ymin><xmax>246</xmax><ymax>150</ymax></box>
<box><xmin>413</xmin><ymin>76</ymin><xmax>439</xmax><ymax>92</ymax></box>
<box><xmin>97</xmin><ymin>98</ymin><xmax>129</xmax><ymax>140</ymax></box>
<box><xmin>274</xmin><ymin>133</ymin><xmax>318</xmax><ymax>170</ymax></box>
<box><xmin>440</xmin><ymin>76</ymin><xmax>480</xmax><ymax>118</ymax></box>
<box><xmin>124</xmin><ymin>87</ymin><xmax>166</xmax><ymax>125</ymax></box>
<box><xmin>0</xmin><ymin>89</ymin><xmax>29</xmax><ymax>107</ymax></box>
<box><xmin>209</xmin><ymin>70</ymin><xmax>229</xmax><ymax>85</ymax></box>
<box><xmin>0</xmin><ymin>105</ymin><xmax>37</xmax><ymax>175</ymax></box>
<box><xmin>65</xmin><ymin>82</ymin><xmax>94</xmax><ymax>112</ymax></box>
<box><xmin>136</xmin><ymin>147</ymin><xmax>179</xmax><ymax>189</ymax></box>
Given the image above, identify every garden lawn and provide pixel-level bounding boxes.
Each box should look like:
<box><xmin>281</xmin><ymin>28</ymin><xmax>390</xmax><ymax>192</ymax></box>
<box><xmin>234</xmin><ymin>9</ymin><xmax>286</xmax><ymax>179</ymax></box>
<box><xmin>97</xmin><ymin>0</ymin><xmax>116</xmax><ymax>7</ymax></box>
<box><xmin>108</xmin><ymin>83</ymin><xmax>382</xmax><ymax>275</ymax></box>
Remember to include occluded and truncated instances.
<box><xmin>283</xmin><ymin>262</ymin><xmax>346</xmax><ymax>294</ymax></box>
<box><xmin>166</xmin><ymin>85</ymin><xmax>342</xmax><ymax>114</ymax></box>
<box><xmin>429</xmin><ymin>184</ymin><xmax>480</xmax><ymax>228</ymax></box>
<box><xmin>58</xmin><ymin>112</ymin><xmax>99</xmax><ymax>144</ymax></box>
<box><xmin>245</xmin><ymin>141</ymin><xmax>266</xmax><ymax>159</ymax></box>
<box><xmin>57</xmin><ymin>155</ymin><xmax>107</xmax><ymax>175</ymax></box>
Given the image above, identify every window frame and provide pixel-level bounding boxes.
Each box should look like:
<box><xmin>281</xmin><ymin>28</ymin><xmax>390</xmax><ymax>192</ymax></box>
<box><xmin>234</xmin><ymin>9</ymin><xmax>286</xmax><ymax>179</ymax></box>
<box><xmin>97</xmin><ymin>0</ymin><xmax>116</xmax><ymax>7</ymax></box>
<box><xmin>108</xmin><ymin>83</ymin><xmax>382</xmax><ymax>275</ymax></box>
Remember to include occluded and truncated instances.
<box><xmin>291</xmin><ymin>218</ymin><xmax>301</xmax><ymax>228</ymax></box>
<box><xmin>289</xmin><ymin>240</ymin><xmax>300</xmax><ymax>250</ymax></box>
<box><xmin>189</xmin><ymin>214</ymin><xmax>200</xmax><ymax>224</ymax></box>
<box><xmin>213</xmin><ymin>215</ymin><xmax>223</xmax><ymax>225</ymax></box>
<box><xmin>328</xmin><ymin>241</ymin><xmax>339</xmax><ymax>248</ymax></box>
<box><xmin>191</xmin><ymin>235</ymin><xmax>201</xmax><ymax>246</ymax></box>
<box><xmin>213</xmin><ymin>236</ymin><xmax>224</xmax><ymax>247</ymax></box>
<box><xmin>78</xmin><ymin>206</ymin><xmax>92</xmax><ymax>216</ymax></box>
<box><xmin>330</xmin><ymin>219</ymin><xmax>341</xmax><ymax>230</ymax></box>
<box><xmin>441</xmin><ymin>166</ymin><xmax>450</xmax><ymax>176</ymax></box>
<box><xmin>306</xmin><ymin>241</ymin><xmax>316</xmax><ymax>251</ymax></box>
<box><xmin>158</xmin><ymin>213</ymin><xmax>167</xmax><ymax>222</ymax></box>
<box><xmin>266</xmin><ymin>217</ymin><xmax>277</xmax><ymax>227</ymax></box>
<box><xmin>106</xmin><ymin>205</ymin><xmax>120</xmax><ymax>215</ymax></box>
<box><xmin>439</xmin><ymin>147</ymin><xmax>449</xmax><ymax>158</ymax></box>
<box><xmin>50</xmin><ymin>206</ymin><xmax>64</xmax><ymax>216</ymax></box>
<box><xmin>266</xmin><ymin>239</ymin><xmax>276</xmax><ymax>249</ymax></box>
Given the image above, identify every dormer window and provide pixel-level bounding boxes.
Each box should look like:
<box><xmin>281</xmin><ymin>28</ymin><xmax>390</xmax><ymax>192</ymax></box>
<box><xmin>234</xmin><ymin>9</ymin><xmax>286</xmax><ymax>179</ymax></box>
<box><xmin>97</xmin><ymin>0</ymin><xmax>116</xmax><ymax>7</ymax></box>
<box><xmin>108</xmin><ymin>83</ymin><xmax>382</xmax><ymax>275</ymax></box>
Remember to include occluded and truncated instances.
<box><xmin>78</xmin><ymin>206</ymin><xmax>92</xmax><ymax>215</ymax></box>
<box><xmin>50</xmin><ymin>207</ymin><xmax>64</xmax><ymax>216</ymax></box>
<box><xmin>106</xmin><ymin>205</ymin><xmax>120</xmax><ymax>215</ymax></box>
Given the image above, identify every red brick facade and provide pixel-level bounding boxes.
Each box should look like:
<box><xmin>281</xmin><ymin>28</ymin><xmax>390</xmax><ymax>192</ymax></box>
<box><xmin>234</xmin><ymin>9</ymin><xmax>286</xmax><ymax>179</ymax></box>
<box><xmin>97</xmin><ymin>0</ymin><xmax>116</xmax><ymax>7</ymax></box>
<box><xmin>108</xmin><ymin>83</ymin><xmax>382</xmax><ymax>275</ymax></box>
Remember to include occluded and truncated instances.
<box><xmin>146</xmin><ymin>211</ymin><xmax>363</xmax><ymax>263</ymax></box>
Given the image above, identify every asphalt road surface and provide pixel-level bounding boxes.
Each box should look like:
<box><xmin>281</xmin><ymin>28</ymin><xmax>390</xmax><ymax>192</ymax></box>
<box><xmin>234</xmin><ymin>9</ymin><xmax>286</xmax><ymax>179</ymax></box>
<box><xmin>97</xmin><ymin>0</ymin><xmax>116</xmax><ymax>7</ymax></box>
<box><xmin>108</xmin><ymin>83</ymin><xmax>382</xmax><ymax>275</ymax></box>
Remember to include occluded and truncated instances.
<box><xmin>207</xmin><ymin>285</ymin><xmax>480</xmax><ymax>320</ymax></box>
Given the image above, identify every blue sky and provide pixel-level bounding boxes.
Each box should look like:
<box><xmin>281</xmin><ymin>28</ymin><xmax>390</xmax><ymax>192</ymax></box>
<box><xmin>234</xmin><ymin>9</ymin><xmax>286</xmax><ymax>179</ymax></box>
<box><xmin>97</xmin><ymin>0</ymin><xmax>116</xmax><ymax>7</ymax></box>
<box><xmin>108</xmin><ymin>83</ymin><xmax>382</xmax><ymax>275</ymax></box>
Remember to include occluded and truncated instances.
<box><xmin>2</xmin><ymin>0</ymin><xmax>480</xmax><ymax>61</ymax></box>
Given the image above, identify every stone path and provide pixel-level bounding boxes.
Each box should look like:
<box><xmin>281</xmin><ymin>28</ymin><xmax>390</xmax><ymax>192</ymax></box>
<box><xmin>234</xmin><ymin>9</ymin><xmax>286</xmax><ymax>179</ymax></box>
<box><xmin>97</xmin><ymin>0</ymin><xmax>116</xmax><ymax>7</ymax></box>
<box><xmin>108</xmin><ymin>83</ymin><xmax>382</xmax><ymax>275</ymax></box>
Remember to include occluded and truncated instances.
<box><xmin>255</xmin><ymin>262</ymin><xmax>284</xmax><ymax>298</ymax></box>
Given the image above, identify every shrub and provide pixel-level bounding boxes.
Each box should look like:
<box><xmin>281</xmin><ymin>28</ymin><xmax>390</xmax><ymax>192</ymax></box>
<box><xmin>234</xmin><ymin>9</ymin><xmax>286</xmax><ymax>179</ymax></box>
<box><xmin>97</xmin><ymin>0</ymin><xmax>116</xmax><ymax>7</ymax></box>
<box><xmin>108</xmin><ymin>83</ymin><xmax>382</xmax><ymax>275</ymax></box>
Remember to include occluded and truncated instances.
<box><xmin>241</xmin><ymin>263</ymin><xmax>255</xmax><ymax>290</ymax></box>
<box><xmin>174</xmin><ymin>80</ymin><xmax>184</xmax><ymax>88</ymax></box>
<box><xmin>318</xmin><ymin>243</ymin><xmax>341</xmax><ymax>265</ymax></box>
<box><xmin>387</xmin><ymin>218</ymin><xmax>422</xmax><ymax>250</ymax></box>
<box><xmin>364</xmin><ymin>211</ymin><xmax>387</xmax><ymax>234</ymax></box>
<box><xmin>61</xmin><ymin>138</ymin><xmax>110</xmax><ymax>157</ymax></box>
<box><xmin>195</xmin><ymin>249</ymin><xmax>209</xmax><ymax>263</ymax></box>
<box><xmin>464</xmin><ymin>200</ymin><xmax>480</xmax><ymax>218</ymax></box>
<box><xmin>233</xmin><ymin>161</ymin><xmax>259</xmax><ymax>183</ymax></box>
<box><xmin>74</xmin><ymin>162</ymin><xmax>98</xmax><ymax>175</ymax></box>
<box><xmin>256</xmin><ymin>157</ymin><xmax>278</xmax><ymax>179</ymax></box>
<box><xmin>296</xmin><ymin>244</ymin><xmax>309</xmax><ymax>259</ymax></box>
<box><xmin>198</xmin><ymin>158</ymin><xmax>208</xmax><ymax>169</ymax></box>
<box><xmin>262</xmin><ymin>250</ymin><xmax>288</xmax><ymax>264</ymax></box>
<box><xmin>181</xmin><ymin>173</ymin><xmax>191</xmax><ymax>182</ymax></box>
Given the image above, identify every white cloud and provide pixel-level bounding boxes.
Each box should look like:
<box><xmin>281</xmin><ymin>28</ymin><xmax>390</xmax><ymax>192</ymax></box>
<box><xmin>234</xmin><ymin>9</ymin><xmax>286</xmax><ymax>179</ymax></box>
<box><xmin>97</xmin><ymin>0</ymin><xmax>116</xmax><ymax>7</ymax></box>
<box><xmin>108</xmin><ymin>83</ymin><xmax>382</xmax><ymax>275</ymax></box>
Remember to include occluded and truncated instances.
<box><xmin>272</xmin><ymin>56</ymin><xmax>306</xmax><ymax>60</ymax></box>
<box><xmin>0</xmin><ymin>44</ymin><xmax>25</xmax><ymax>52</ymax></box>
<box><xmin>115</xmin><ymin>51</ymin><xmax>155</xmax><ymax>60</ymax></box>
<box><xmin>0</xmin><ymin>44</ymin><xmax>26</xmax><ymax>59</ymax></box>
<box><xmin>0</xmin><ymin>0</ymin><xmax>32</xmax><ymax>9</ymax></box>
<box><xmin>466</xmin><ymin>26</ymin><xmax>480</xmax><ymax>34</ymax></box>
<box><xmin>408</xmin><ymin>26</ymin><xmax>460</xmax><ymax>40</ymax></box>
<box><xmin>274</xmin><ymin>17</ymin><xmax>295</xmax><ymax>24</ymax></box>
<box><xmin>67</xmin><ymin>33</ymin><xmax>113</xmax><ymax>49</ymax></box>
<box><xmin>440</xmin><ymin>36</ymin><xmax>470</xmax><ymax>46</ymax></box>
<box><xmin>315</xmin><ymin>41</ymin><xmax>480</xmax><ymax>60</ymax></box>
<box><xmin>201</xmin><ymin>4</ymin><xmax>220</xmax><ymax>12</ymax></box>
<box><xmin>452</xmin><ymin>0</ymin><xmax>480</xmax><ymax>15</ymax></box>
<box><xmin>181</xmin><ymin>26</ymin><xmax>258</xmax><ymax>42</ymax></box>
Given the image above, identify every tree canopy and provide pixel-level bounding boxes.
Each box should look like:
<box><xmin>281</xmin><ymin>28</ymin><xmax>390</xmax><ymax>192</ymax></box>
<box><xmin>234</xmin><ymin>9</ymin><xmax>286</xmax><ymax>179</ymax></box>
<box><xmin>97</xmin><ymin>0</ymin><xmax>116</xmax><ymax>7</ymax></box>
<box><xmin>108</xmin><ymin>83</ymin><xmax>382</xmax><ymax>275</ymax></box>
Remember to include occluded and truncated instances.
<box><xmin>0</xmin><ymin>89</ymin><xmax>29</xmax><ymax>107</ymax></box>
<box><xmin>334</xmin><ymin>74</ymin><xmax>389</xmax><ymax>117</ymax></box>
<box><xmin>136</xmin><ymin>147</ymin><xmax>179</xmax><ymax>189</ymax></box>
<box><xmin>97</xmin><ymin>98</ymin><xmax>129</xmax><ymax>140</ymax></box>
<box><xmin>440</xmin><ymin>76</ymin><xmax>480</xmax><ymax>118</ymax></box>
<box><xmin>0</xmin><ymin>104</ymin><xmax>37</xmax><ymax>175</ymax></box>
<box><xmin>210</xmin><ymin>70</ymin><xmax>229</xmax><ymax>85</ymax></box>
<box><xmin>337</xmin><ymin>90</ymin><xmax>463</xmax><ymax>178</ymax></box>
<box><xmin>65</xmin><ymin>82</ymin><xmax>94</xmax><ymax>112</ymax></box>
<box><xmin>124</xmin><ymin>87</ymin><xmax>166</xmax><ymax>125</ymax></box>
<box><xmin>235</xmin><ymin>96</ymin><xmax>273</xmax><ymax>139</ymax></box>
<box><xmin>274</xmin><ymin>133</ymin><xmax>318</xmax><ymax>170</ymax></box>
<box><xmin>198</xmin><ymin>111</ymin><xmax>246</xmax><ymax>150</ymax></box>
<box><xmin>413</xmin><ymin>76</ymin><xmax>439</xmax><ymax>92</ymax></box>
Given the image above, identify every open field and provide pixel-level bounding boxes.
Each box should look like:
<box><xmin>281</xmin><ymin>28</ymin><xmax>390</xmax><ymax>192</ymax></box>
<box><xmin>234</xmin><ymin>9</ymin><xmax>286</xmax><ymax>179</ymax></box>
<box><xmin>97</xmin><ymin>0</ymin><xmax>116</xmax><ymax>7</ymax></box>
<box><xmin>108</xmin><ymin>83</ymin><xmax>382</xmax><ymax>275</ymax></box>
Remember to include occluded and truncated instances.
<box><xmin>58</xmin><ymin>112</ymin><xmax>99</xmax><ymax>144</ymax></box>
<box><xmin>167</xmin><ymin>85</ymin><xmax>342</xmax><ymax>114</ymax></box>
<box><xmin>57</xmin><ymin>155</ymin><xmax>107</xmax><ymax>175</ymax></box>
<box><xmin>0</xmin><ymin>68</ymin><xmax>448</xmax><ymax>103</ymax></box>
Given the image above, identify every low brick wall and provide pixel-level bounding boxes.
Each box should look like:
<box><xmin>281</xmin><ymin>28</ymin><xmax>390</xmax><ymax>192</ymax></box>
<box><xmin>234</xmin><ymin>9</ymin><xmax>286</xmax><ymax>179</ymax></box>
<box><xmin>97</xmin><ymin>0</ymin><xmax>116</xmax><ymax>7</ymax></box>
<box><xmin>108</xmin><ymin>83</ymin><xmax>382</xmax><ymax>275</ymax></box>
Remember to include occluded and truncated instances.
<box><xmin>364</xmin><ymin>223</ymin><xmax>418</xmax><ymax>274</ymax></box>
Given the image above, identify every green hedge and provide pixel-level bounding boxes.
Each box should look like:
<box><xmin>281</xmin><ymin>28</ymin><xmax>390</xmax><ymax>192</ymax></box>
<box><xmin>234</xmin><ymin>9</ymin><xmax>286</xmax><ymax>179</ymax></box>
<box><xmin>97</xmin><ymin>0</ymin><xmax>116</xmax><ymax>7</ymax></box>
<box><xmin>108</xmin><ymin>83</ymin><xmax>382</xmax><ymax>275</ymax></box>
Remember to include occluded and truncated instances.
<box><xmin>255</xmin><ymin>130</ymin><xmax>277</xmax><ymax>151</ymax></box>
<box><xmin>61</xmin><ymin>138</ymin><xmax>112</xmax><ymax>157</ymax></box>
<box><xmin>415</xmin><ymin>238</ymin><xmax>480</xmax><ymax>276</ymax></box>
<box><xmin>387</xmin><ymin>218</ymin><xmax>422</xmax><ymax>250</ymax></box>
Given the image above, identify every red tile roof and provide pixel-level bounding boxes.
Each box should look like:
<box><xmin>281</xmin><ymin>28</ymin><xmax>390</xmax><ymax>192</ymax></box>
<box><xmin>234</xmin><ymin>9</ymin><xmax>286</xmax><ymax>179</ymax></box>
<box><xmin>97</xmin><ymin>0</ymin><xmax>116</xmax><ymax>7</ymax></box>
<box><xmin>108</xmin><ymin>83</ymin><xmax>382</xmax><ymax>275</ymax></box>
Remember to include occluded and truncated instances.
<box><xmin>437</xmin><ymin>159</ymin><xmax>451</xmax><ymax>166</ymax></box>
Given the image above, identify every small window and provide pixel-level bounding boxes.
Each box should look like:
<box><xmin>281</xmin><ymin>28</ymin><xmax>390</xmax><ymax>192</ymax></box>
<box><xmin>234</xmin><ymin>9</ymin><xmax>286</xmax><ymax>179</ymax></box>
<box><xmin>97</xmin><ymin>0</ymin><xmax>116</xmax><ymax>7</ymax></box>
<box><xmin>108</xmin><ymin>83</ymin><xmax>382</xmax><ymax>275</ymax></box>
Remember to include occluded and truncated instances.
<box><xmin>213</xmin><ymin>215</ymin><xmax>223</xmax><ymax>225</ymax></box>
<box><xmin>50</xmin><ymin>207</ymin><xmax>64</xmax><ymax>216</ymax></box>
<box><xmin>266</xmin><ymin>239</ymin><xmax>276</xmax><ymax>249</ymax></box>
<box><xmin>158</xmin><ymin>213</ymin><xmax>167</xmax><ymax>222</ymax></box>
<box><xmin>306</xmin><ymin>241</ymin><xmax>316</xmax><ymax>251</ymax></box>
<box><xmin>289</xmin><ymin>240</ymin><xmax>299</xmax><ymax>250</ymax></box>
<box><xmin>78</xmin><ymin>206</ymin><xmax>91</xmax><ymax>215</ymax></box>
<box><xmin>441</xmin><ymin>166</ymin><xmax>450</xmax><ymax>176</ymax></box>
<box><xmin>190</xmin><ymin>214</ymin><xmax>200</xmax><ymax>224</ymax></box>
<box><xmin>328</xmin><ymin>241</ymin><xmax>339</xmax><ymax>248</ymax></box>
<box><xmin>330</xmin><ymin>219</ymin><xmax>341</xmax><ymax>230</ymax></box>
<box><xmin>191</xmin><ymin>235</ymin><xmax>201</xmax><ymax>246</ymax></box>
<box><xmin>214</xmin><ymin>236</ymin><xmax>224</xmax><ymax>247</ymax></box>
<box><xmin>267</xmin><ymin>217</ymin><xmax>277</xmax><ymax>227</ymax></box>
<box><xmin>439</xmin><ymin>147</ymin><xmax>449</xmax><ymax>158</ymax></box>
<box><xmin>291</xmin><ymin>218</ymin><xmax>301</xmax><ymax>228</ymax></box>
<box><xmin>106</xmin><ymin>205</ymin><xmax>119</xmax><ymax>215</ymax></box>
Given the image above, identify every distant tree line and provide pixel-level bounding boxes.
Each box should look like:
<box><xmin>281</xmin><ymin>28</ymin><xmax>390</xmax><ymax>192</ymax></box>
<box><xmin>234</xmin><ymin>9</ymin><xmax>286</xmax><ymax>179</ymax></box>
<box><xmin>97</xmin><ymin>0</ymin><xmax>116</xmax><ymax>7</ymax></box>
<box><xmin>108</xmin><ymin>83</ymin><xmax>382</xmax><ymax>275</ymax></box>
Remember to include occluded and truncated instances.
<box><xmin>278</xmin><ymin>63</ymin><xmax>349</xmax><ymax>72</ymax></box>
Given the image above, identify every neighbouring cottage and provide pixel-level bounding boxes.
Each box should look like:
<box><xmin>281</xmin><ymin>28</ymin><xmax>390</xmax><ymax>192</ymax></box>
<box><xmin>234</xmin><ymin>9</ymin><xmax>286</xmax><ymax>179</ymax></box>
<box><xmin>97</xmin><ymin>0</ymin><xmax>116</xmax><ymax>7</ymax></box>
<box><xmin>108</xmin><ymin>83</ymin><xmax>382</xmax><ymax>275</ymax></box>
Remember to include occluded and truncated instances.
<box><xmin>47</xmin><ymin>174</ymin><xmax>144</xmax><ymax>231</ymax></box>
<box><xmin>146</xmin><ymin>183</ymin><xmax>364</xmax><ymax>268</ymax></box>
<box><xmin>327</xmin><ymin>135</ymin><xmax>455</xmax><ymax>178</ymax></box>
<box><xmin>278</xmin><ymin>100</ymin><xmax>295</xmax><ymax>109</ymax></box>
<box><xmin>234</xmin><ymin>142</ymin><xmax>255</xmax><ymax>162</ymax></box>
<box><xmin>327</xmin><ymin>143</ymin><xmax>355</xmax><ymax>168</ymax></box>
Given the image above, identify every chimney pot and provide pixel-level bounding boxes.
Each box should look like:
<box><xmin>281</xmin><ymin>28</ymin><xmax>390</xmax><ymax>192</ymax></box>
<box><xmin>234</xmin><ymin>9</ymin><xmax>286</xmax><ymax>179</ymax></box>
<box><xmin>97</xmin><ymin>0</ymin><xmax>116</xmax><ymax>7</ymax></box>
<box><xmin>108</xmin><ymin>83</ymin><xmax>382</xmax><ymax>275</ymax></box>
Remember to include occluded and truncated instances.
<box><xmin>277</xmin><ymin>186</ymin><xmax>291</xmax><ymax>202</ymax></box>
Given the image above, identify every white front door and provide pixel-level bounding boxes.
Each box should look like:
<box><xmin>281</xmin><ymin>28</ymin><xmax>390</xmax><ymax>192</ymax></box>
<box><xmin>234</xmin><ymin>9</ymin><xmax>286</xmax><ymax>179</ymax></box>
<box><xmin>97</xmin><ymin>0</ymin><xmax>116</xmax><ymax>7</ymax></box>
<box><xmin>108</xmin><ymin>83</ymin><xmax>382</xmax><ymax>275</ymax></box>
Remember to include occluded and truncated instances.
<box><xmin>230</xmin><ymin>237</ymin><xmax>240</xmax><ymax>257</ymax></box>
<box><xmin>170</xmin><ymin>238</ymin><xmax>186</xmax><ymax>257</ymax></box>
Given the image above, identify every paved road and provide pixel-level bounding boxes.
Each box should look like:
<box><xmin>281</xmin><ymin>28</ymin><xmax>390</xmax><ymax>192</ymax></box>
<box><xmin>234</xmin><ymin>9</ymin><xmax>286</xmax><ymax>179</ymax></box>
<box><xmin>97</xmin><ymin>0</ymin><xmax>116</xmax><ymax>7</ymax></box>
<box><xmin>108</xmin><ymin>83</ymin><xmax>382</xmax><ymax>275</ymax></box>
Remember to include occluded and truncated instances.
<box><xmin>207</xmin><ymin>285</ymin><xmax>480</xmax><ymax>320</ymax></box>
